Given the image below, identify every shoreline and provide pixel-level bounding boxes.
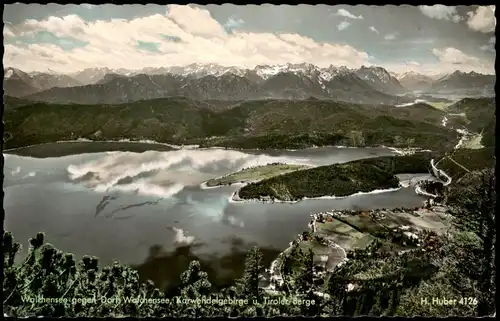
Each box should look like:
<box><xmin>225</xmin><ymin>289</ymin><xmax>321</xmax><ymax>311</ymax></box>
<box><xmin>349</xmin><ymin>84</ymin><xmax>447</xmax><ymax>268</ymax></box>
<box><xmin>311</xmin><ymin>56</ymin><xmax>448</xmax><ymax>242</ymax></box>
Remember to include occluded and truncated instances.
<box><xmin>415</xmin><ymin>184</ymin><xmax>438</xmax><ymax>198</ymax></box>
<box><xmin>228</xmin><ymin>186</ymin><xmax>404</xmax><ymax>205</ymax></box>
<box><xmin>199</xmin><ymin>181</ymin><xmax>250</xmax><ymax>190</ymax></box>
<box><xmin>387</xmin><ymin>147</ymin><xmax>432</xmax><ymax>156</ymax></box>
<box><xmin>2</xmin><ymin>138</ymin><xmax>200</xmax><ymax>152</ymax></box>
<box><xmin>4</xmin><ymin>139</ymin><xmax>432</xmax><ymax>156</ymax></box>
<box><xmin>207</xmin><ymin>144</ymin><xmax>432</xmax><ymax>155</ymax></box>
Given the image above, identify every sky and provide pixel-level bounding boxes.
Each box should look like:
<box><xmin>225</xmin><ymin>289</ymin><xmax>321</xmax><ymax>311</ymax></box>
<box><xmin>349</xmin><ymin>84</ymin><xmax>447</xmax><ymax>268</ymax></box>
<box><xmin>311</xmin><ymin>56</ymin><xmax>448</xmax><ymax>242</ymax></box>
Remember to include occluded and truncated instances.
<box><xmin>3</xmin><ymin>4</ymin><xmax>496</xmax><ymax>76</ymax></box>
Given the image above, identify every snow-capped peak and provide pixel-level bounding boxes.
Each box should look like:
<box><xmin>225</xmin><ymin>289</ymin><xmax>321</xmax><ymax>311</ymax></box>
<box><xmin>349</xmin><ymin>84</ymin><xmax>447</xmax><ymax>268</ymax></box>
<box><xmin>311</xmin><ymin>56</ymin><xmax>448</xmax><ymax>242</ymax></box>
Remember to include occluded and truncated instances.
<box><xmin>357</xmin><ymin>65</ymin><xmax>395</xmax><ymax>84</ymax></box>
<box><xmin>130</xmin><ymin>63</ymin><xmax>359</xmax><ymax>83</ymax></box>
<box><xmin>254</xmin><ymin>64</ymin><xmax>295</xmax><ymax>79</ymax></box>
<box><xmin>397</xmin><ymin>71</ymin><xmax>431</xmax><ymax>81</ymax></box>
<box><xmin>169</xmin><ymin>63</ymin><xmax>238</xmax><ymax>78</ymax></box>
<box><xmin>253</xmin><ymin>63</ymin><xmax>352</xmax><ymax>82</ymax></box>
<box><xmin>221</xmin><ymin>66</ymin><xmax>247</xmax><ymax>77</ymax></box>
<box><xmin>319</xmin><ymin>65</ymin><xmax>352</xmax><ymax>81</ymax></box>
<box><xmin>4</xmin><ymin>67</ymin><xmax>32</xmax><ymax>81</ymax></box>
<box><xmin>5</xmin><ymin>68</ymin><xmax>14</xmax><ymax>78</ymax></box>
<box><xmin>398</xmin><ymin>71</ymin><xmax>418</xmax><ymax>78</ymax></box>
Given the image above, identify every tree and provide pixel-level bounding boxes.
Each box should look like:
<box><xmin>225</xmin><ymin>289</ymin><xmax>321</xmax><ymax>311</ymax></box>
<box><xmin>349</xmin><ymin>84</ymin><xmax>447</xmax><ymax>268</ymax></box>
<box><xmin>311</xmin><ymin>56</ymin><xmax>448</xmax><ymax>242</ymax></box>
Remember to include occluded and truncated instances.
<box><xmin>325</xmin><ymin>273</ymin><xmax>347</xmax><ymax>315</ymax></box>
<box><xmin>369</xmin><ymin>290</ymin><xmax>383</xmax><ymax>316</ymax></box>
<box><xmin>237</xmin><ymin>246</ymin><xmax>263</xmax><ymax>302</ymax></box>
<box><xmin>347</xmin><ymin>130</ymin><xmax>364</xmax><ymax>146</ymax></box>
<box><xmin>280</xmin><ymin>253</ymin><xmax>293</xmax><ymax>294</ymax></box>
<box><xmin>295</xmin><ymin>249</ymin><xmax>320</xmax><ymax>315</ymax></box>
<box><xmin>179</xmin><ymin>260</ymin><xmax>212</xmax><ymax>298</ymax></box>
<box><xmin>295</xmin><ymin>249</ymin><xmax>314</xmax><ymax>293</ymax></box>
<box><xmin>177</xmin><ymin>260</ymin><xmax>213</xmax><ymax>317</ymax></box>
<box><xmin>385</xmin><ymin>286</ymin><xmax>400</xmax><ymax>316</ymax></box>
<box><xmin>446</xmin><ymin>167</ymin><xmax>496</xmax><ymax>316</ymax></box>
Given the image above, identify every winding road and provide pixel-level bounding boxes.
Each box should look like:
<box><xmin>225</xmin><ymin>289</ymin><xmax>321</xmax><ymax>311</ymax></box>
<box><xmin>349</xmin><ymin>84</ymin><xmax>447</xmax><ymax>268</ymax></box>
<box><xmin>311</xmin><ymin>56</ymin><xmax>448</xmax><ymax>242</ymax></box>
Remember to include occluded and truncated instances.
<box><xmin>430</xmin><ymin>159</ymin><xmax>452</xmax><ymax>186</ymax></box>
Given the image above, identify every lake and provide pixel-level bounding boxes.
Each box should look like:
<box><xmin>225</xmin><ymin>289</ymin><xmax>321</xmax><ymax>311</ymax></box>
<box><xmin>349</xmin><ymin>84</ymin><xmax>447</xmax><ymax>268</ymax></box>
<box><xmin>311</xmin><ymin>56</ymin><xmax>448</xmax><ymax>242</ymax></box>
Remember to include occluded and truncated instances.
<box><xmin>3</xmin><ymin>142</ymin><xmax>429</xmax><ymax>290</ymax></box>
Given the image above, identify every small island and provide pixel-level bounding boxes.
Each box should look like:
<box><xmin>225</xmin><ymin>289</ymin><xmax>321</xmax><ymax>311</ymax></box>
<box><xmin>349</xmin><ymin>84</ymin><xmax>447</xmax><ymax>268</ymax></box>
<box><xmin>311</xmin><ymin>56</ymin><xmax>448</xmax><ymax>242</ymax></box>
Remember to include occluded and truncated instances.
<box><xmin>205</xmin><ymin>163</ymin><xmax>311</xmax><ymax>187</ymax></box>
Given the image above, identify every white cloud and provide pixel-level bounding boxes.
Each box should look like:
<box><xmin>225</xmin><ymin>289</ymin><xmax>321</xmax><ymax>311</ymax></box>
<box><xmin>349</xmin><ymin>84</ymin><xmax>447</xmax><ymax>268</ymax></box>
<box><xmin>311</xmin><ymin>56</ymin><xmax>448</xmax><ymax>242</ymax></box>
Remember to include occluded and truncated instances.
<box><xmin>223</xmin><ymin>16</ymin><xmax>244</xmax><ymax>30</ymax></box>
<box><xmin>430</xmin><ymin>47</ymin><xmax>493</xmax><ymax>74</ymax></box>
<box><xmin>384</xmin><ymin>33</ymin><xmax>397</xmax><ymax>41</ymax></box>
<box><xmin>432</xmin><ymin>47</ymin><xmax>479</xmax><ymax>65</ymax></box>
<box><xmin>467</xmin><ymin>6</ymin><xmax>496</xmax><ymax>33</ymax></box>
<box><xmin>369</xmin><ymin>26</ymin><xmax>379</xmax><ymax>34</ymax></box>
<box><xmin>3</xmin><ymin>5</ymin><xmax>371</xmax><ymax>73</ymax></box>
<box><xmin>167</xmin><ymin>5</ymin><xmax>227</xmax><ymax>38</ymax></box>
<box><xmin>480</xmin><ymin>45</ymin><xmax>492</xmax><ymax>51</ymax></box>
<box><xmin>406</xmin><ymin>38</ymin><xmax>435</xmax><ymax>45</ymax></box>
<box><xmin>480</xmin><ymin>36</ymin><xmax>496</xmax><ymax>52</ymax></box>
<box><xmin>418</xmin><ymin>5</ymin><xmax>462</xmax><ymax>22</ymax></box>
<box><xmin>405</xmin><ymin>61</ymin><xmax>420</xmax><ymax>66</ymax></box>
<box><xmin>383</xmin><ymin>47</ymin><xmax>494</xmax><ymax>76</ymax></box>
<box><xmin>337</xmin><ymin>21</ymin><xmax>351</xmax><ymax>31</ymax></box>
<box><xmin>335</xmin><ymin>9</ymin><xmax>363</xmax><ymax>20</ymax></box>
<box><xmin>3</xmin><ymin>26</ymin><xmax>15</xmax><ymax>38</ymax></box>
<box><xmin>451</xmin><ymin>15</ymin><xmax>462</xmax><ymax>23</ymax></box>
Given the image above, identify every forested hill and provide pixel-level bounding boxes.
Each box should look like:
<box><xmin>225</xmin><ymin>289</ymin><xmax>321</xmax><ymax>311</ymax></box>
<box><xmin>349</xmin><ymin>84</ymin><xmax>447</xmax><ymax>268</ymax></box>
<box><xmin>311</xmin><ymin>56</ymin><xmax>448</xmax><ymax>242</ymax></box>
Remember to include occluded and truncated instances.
<box><xmin>4</xmin><ymin>97</ymin><xmax>459</xmax><ymax>151</ymax></box>
<box><xmin>238</xmin><ymin>154</ymin><xmax>433</xmax><ymax>201</ymax></box>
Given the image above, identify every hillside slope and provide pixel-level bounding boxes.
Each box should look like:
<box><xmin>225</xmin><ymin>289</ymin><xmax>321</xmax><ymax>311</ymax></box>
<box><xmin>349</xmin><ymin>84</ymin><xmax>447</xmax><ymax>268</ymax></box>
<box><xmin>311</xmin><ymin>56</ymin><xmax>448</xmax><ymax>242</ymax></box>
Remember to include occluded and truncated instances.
<box><xmin>4</xmin><ymin>98</ymin><xmax>460</xmax><ymax>151</ymax></box>
<box><xmin>447</xmin><ymin>97</ymin><xmax>495</xmax><ymax>147</ymax></box>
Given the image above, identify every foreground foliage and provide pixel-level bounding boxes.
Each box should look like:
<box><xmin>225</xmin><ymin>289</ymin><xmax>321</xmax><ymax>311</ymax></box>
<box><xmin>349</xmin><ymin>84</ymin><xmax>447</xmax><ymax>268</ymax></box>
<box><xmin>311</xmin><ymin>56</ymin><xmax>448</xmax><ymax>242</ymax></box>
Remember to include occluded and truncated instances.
<box><xmin>3</xmin><ymin>167</ymin><xmax>495</xmax><ymax>317</ymax></box>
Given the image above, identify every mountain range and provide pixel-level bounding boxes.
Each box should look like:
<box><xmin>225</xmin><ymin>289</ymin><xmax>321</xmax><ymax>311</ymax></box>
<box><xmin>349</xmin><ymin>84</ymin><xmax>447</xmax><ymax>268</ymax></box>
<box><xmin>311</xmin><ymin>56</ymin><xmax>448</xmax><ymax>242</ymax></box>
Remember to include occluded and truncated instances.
<box><xmin>3</xmin><ymin>68</ymin><xmax>83</xmax><ymax>97</ymax></box>
<box><xmin>432</xmin><ymin>71</ymin><xmax>496</xmax><ymax>92</ymax></box>
<box><xmin>3</xmin><ymin>64</ymin><xmax>495</xmax><ymax>105</ymax></box>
